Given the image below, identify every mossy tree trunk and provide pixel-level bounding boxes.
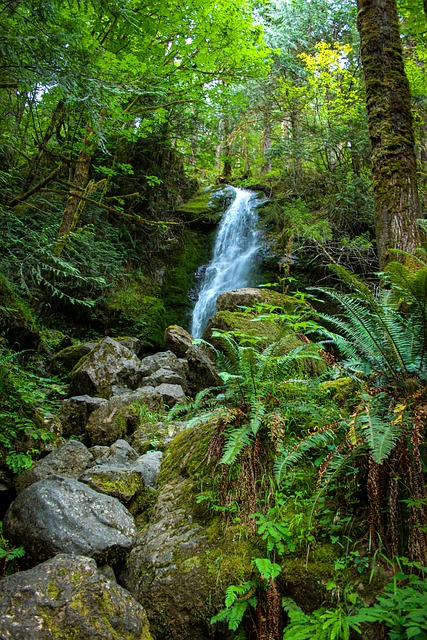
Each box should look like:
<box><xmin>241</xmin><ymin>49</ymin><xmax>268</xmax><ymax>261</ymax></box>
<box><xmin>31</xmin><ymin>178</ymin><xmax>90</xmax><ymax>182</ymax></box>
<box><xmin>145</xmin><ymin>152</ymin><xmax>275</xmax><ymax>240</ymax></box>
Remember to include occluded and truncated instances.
<box><xmin>357</xmin><ymin>0</ymin><xmax>421</xmax><ymax>268</ymax></box>
<box><xmin>55</xmin><ymin>131</ymin><xmax>92</xmax><ymax>257</ymax></box>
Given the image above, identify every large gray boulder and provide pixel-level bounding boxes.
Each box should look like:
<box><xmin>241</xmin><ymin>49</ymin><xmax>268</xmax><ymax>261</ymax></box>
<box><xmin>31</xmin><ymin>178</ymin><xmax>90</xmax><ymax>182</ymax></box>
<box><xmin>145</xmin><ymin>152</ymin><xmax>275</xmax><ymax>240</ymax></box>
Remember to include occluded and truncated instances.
<box><xmin>69</xmin><ymin>337</ymin><xmax>143</xmax><ymax>399</ymax></box>
<box><xmin>4</xmin><ymin>475</ymin><xmax>136</xmax><ymax>564</ymax></box>
<box><xmin>142</xmin><ymin>367</ymin><xmax>187</xmax><ymax>390</ymax></box>
<box><xmin>153</xmin><ymin>383</ymin><xmax>185</xmax><ymax>406</ymax></box>
<box><xmin>0</xmin><ymin>554</ymin><xmax>153</xmax><ymax>640</ymax></box>
<box><xmin>60</xmin><ymin>395</ymin><xmax>108</xmax><ymax>438</ymax></box>
<box><xmin>15</xmin><ymin>440</ymin><xmax>94</xmax><ymax>493</ymax></box>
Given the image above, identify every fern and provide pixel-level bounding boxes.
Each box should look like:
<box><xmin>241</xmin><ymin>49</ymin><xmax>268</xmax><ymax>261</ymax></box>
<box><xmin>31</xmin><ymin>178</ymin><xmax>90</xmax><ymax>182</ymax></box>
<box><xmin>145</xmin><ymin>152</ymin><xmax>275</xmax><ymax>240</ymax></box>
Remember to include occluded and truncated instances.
<box><xmin>220</xmin><ymin>424</ymin><xmax>252</xmax><ymax>464</ymax></box>
<box><xmin>274</xmin><ymin>430</ymin><xmax>337</xmax><ymax>484</ymax></box>
<box><xmin>355</xmin><ymin>396</ymin><xmax>404</xmax><ymax>464</ymax></box>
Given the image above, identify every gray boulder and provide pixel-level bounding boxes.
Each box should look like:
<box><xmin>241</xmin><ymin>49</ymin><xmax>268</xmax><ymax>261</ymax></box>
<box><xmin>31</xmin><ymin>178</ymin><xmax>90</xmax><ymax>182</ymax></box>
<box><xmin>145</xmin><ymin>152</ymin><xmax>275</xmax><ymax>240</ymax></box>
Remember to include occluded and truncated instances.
<box><xmin>139</xmin><ymin>350</ymin><xmax>187</xmax><ymax>378</ymax></box>
<box><xmin>79</xmin><ymin>442</ymin><xmax>162</xmax><ymax>504</ymax></box>
<box><xmin>4</xmin><ymin>475</ymin><xmax>136</xmax><ymax>564</ymax></box>
<box><xmin>134</xmin><ymin>451</ymin><xmax>163</xmax><ymax>489</ymax></box>
<box><xmin>96</xmin><ymin>439</ymin><xmax>139</xmax><ymax>465</ymax></box>
<box><xmin>15</xmin><ymin>440</ymin><xmax>93</xmax><ymax>493</ymax></box>
<box><xmin>69</xmin><ymin>337</ymin><xmax>143</xmax><ymax>399</ymax></box>
<box><xmin>154</xmin><ymin>383</ymin><xmax>185</xmax><ymax>406</ymax></box>
<box><xmin>79</xmin><ymin>465</ymin><xmax>144</xmax><ymax>504</ymax></box>
<box><xmin>142</xmin><ymin>367</ymin><xmax>187</xmax><ymax>390</ymax></box>
<box><xmin>164</xmin><ymin>325</ymin><xmax>194</xmax><ymax>357</ymax></box>
<box><xmin>0</xmin><ymin>554</ymin><xmax>153</xmax><ymax>640</ymax></box>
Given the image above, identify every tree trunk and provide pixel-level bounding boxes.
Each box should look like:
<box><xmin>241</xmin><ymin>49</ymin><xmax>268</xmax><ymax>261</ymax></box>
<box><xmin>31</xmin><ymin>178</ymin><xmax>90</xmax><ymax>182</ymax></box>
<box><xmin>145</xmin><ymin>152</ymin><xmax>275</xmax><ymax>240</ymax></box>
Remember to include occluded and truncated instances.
<box><xmin>55</xmin><ymin>141</ymin><xmax>92</xmax><ymax>256</ymax></box>
<box><xmin>357</xmin><ymin>0</ymin><xmax>421</xmax><ymax>268</ymax></box>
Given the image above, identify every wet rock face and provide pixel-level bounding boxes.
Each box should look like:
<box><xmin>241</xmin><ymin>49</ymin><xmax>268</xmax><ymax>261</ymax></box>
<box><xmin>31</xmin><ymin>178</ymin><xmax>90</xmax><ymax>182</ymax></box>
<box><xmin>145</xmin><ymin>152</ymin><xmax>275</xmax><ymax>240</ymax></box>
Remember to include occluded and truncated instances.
<box><xmin>4</xmin><ymin>475</ymin><xmax>137</xmax><ymax>565</ymax></box>
<box><xmin>69</xmin><ymin>337</ymin><xmax>143</xmax><ymax>399</ymax></box>
<box><xmin>0</xmin><ymin>554</ymin><xmax>153</xmax><ymax>640</ymax></box>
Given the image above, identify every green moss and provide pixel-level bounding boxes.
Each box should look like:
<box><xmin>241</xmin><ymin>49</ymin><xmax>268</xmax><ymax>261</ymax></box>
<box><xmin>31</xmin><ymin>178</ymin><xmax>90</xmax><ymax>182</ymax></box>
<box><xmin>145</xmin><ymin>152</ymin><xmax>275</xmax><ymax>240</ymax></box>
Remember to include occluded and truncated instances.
<box><xmin>46</xmin><ymin>580</ymin><xmax>63</xmax><ymax>600</ymax></box>
<box><xmin>162</xmin><ymin>229</ymin><xmax>213</xmax><ymax>328</ymax></box>
<box><xmin>206</xmin><ymin>310</ymin><xmax>285</xmax><ymax>346</ymax></box>
<box><xmin>83</xmin><ymin>470</ymin><xmax>143</xmax><ymax>502</ymax></box>
<box><xmin>159</xmin><ymin>419</ymin><xmax>218</xmax><ymax>488</ymax></box>
<box><xmin>176</xmin><ymin>186</ymin><xmax>233</xmax><ymax>224</ymax></box>
<box><xmin>319</xmin><ymin>377</ymin><xmax>354</xmax><ymax>404</ymax></box>
<box><xmin>53</xmin><ymin>342</ymin><xmax>97</xmax><ymax>375</ymax></box>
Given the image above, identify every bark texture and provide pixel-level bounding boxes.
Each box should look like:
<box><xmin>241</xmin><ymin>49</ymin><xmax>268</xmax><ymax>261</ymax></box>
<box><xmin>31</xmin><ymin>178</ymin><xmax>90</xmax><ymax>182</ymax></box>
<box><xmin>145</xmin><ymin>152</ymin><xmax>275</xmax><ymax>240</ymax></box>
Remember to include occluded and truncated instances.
<box><xmin>357</xmin><ymin>0</ymin><xmax>421</xmax><ymax>268</ymax></box>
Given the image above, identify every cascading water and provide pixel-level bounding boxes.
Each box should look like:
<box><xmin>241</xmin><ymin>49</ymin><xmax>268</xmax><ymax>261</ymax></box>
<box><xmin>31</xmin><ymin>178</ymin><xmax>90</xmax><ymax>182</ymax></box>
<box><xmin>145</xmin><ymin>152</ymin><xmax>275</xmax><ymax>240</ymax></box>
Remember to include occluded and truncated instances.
<box><xmin>191</xmin><ymin>187</ymin><xmax>261</xmax><ymax>338</ymax></box>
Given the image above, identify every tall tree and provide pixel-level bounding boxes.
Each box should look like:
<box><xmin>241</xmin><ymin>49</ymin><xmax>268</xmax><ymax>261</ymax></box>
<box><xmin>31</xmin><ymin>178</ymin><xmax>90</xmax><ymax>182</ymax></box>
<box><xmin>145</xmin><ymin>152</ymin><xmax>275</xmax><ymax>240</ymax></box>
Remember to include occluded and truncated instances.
<box><xmin>357</xmin><ymin>0</ymin><xmax>421</xmax><ymax>268</ymax></box>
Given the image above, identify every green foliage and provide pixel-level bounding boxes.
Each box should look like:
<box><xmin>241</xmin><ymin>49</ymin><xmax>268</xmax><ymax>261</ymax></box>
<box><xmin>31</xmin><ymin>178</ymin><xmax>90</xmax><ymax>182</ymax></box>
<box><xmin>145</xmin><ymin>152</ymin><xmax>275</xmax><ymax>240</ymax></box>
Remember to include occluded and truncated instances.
<box><xmin>211</xmin><ymin>580</ymin><xmax>258</xmax><ymax>631</ymax></box>
<box><xmin>348</xmin><ymin>558</ymin><xmax>427</xmax><ymax>640</ymax></box>
<box><xmin>253</xmin><ymin>510</ymin><xmax>296</xmax><ymax>555</ymax></box>
<box><xmin>282</xmin><ymin>598</ymin><xmax>360</xmax><ymax>640</ymax></box>
<box><xmin>0</xmin><ymin>523</ymin><xmax>25</xmax><ymax>577</ymax></box>
<box><xmin>0</xmin><ymin>345</ymin><xmax>61</xmax><ymax>472</ymax></box>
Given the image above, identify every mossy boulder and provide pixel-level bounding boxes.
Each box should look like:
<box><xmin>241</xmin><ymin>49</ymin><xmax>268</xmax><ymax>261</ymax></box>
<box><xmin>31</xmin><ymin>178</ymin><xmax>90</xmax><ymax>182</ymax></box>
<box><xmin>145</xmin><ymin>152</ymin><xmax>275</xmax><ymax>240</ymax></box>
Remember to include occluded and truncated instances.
<box><xmin>4</xmin><ymin>474</ymin><xmax>137</xmax><ymax>565</ymax></box>
<box><xmin>69</xmin><ymin>337</ymin><xmax>143</xmax><ymax>400</ymax></box>
<box><xmin>161</xmin><ymin>229</ymin><xmax>213</xmax><ymax>328</ymax></box>
<box><xmin>319</xmin><ymin>377</ymin><xmax>355</xmax><ymax>405</ymax></box>
<box><xmin>0</xmin><ymin>554</ymin><xmax>153</xmax><ymax>639</ymax></box>
<box><xmin>215</xmin><ymin>287</ymin><xmax>296</xmax><ymax>313</ymax></box>
<box><xmin>176</xmin><ymin>185</ymin><xmax>235</xmax><ymax>225</ymax></box>
<box><xmin>39</xmin><ymin>329</ymin><xmax>73</xmax><ymax>356</ymax></box>
<box><xmin>204</xmin><ymin>309</ymin><xmax>283</xmax><ymax>347</ymax></box>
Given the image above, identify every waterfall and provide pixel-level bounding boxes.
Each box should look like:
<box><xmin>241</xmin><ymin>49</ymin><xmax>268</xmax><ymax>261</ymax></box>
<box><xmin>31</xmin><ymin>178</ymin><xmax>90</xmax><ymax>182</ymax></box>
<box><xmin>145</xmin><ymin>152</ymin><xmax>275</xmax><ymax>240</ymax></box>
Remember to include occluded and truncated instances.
<box><xmin>191</xmin><ymin>187</ymin><xmax>261</xmax><ymax>338</ymax></box>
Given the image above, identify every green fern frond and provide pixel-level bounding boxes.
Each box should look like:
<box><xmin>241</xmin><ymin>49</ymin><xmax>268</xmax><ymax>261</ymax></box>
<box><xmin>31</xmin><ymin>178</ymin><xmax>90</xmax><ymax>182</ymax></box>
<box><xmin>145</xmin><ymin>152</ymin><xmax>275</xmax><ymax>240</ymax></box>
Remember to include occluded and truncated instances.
<box><xmin>327</xmin><ymin>264</ymin><xmax>375</xmax><ymax>302</ymax></box>
<box><xmin>249</xmin><ymin>397</ymin><xmax>266</xmax><ymax>435</ymax></box>
<box><xmin>221</xmin><ymin>424</ymin><xmax>252</xmax><ymax>465</ymax></box>
<box><xmin>356</xmin><ymin>402</ymin><xmax>403</xmax><ymax>464</ymax></box>
<box><xmin>274</xmin><ymin>430</ymin><xmax>336</xmax><ymax>484</ymax></box>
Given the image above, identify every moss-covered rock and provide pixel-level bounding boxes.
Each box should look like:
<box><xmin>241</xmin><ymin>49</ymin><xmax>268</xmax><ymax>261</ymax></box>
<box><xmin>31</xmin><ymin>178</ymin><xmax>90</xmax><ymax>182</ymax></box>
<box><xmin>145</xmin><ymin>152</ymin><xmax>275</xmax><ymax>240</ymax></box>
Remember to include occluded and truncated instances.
<box><xmin>319</xmin><ymin>377</ymin><xmax>355</xmax><ymax>405</ymax></box>
<box><xmin>0</xmin><ymin>554</ymin><xmax>153</xmax><ymax>639</ymax></box>
<box><xmin>176</xmin><ymin>185</ymin><xmax>235</xmax><ymax>225</ymax></box>
<box><xmin>161</xmin><ymin>229</ymin><xmax>213</xmax><ymax>329</ymax></box>
<box><xmin>98</xmin><ymin>274</ymin><xmax>166</xmax><ymax>350</ymax></box>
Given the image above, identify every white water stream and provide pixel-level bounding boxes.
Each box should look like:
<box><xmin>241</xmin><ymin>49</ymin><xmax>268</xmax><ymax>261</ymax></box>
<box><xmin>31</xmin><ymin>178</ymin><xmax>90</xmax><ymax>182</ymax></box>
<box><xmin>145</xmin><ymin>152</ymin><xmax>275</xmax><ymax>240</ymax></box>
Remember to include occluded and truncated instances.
<box><xmin>191</xmin><ymin>187</ymin><xmax>261</xmax><ymax>338</ymax></box>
